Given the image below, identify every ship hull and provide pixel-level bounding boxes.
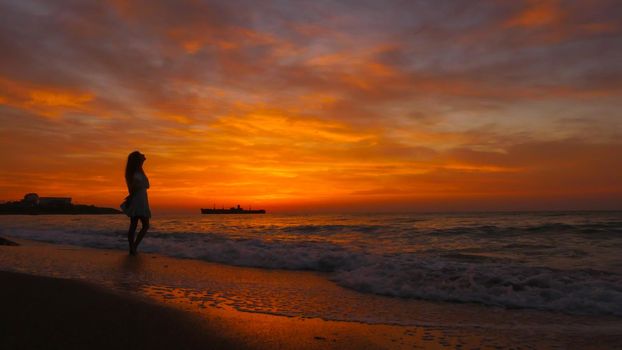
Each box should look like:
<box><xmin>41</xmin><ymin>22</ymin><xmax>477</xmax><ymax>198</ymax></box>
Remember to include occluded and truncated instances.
<box><xmin>201</xmin><ymin>209</ymin><xmax>266</xmax><ymax>214</ymax></box>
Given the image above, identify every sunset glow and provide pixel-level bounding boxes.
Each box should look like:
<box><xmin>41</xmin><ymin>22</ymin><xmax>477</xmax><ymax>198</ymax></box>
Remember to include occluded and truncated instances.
<box><xmin>1</xmin><ymin>0</ymin><xmax>621</xmax><ymax>212</ymax></box>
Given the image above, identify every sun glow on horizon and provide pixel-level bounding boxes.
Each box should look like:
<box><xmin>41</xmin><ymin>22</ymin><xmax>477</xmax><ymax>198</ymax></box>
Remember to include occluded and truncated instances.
<box><xmin>1</xmin><ymin>0</ymin><xmax>621</xmax><ymax>213</ymax></box>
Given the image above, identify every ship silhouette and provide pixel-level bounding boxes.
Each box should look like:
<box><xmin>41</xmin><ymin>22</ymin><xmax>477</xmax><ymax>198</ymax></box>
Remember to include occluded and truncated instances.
<box><xmin>201</xmin><ymin>204</ymin><xmax>266</xmax><ymax>214</ymax></box>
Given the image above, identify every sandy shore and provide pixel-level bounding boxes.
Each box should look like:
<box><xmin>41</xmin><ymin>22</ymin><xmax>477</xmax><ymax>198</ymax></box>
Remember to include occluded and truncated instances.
<box><xmin>0</xmin><ymin>270</ymin><xmax>236</xmax><ymax>349</ymax></box>
<box><xmin>1</xmin><ymin>238</ymin><xmax>621</xmax><ymax>349</ymax></box>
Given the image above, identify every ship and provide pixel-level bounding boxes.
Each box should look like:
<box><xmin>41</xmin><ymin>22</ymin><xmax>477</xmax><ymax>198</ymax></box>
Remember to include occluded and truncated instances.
<box><xmin>201</xmin><ymin>204</ymin><xmax>266</xmax><ymax>214</ymax></box>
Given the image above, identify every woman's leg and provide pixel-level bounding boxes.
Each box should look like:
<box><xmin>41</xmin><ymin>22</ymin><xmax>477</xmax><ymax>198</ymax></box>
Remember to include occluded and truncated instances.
<box><xmin>127</xmin><ymin>217</ymin><xmax>139</xmax><ymax>255</ymax></box>
<box><xmin>134</xmin><ymin>216</ymin><xmax>150</xmax><ymax>251</ymax></box>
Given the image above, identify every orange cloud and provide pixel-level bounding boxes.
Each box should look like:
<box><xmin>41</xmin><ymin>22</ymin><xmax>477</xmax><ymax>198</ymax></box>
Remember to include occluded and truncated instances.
<box><xmin>505</xmin><ymin>0</ymin><xmax>563</xmax><ymax>28</ymax></box>
<box><xmin>502</xmin><ymin>0</ymin><xmax>622</xmax><ymax>44</ymax></box>
<box><xmin>0</xmin><ymin>77</ymin><xmax>94</xmax><ymax>118</ymax></box>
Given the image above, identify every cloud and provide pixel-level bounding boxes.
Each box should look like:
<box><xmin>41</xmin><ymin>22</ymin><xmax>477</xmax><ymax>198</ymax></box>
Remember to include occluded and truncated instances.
<box><xmin>501</xmin><ymin>0</ymin><xmax>622</xmax><ymax>44</ymax></box>
<box><xmin>505</xmin><ymin>0</ymin><xmax>563</xmax><ymax>28</ymax></box>
<box><xmin>0</xmin><ymin>77</ymin><xmax>94</xmax><ymax>119</ymax></box>
<box><xmin>0</xmin><ymin>0</ymin><xmax>620</xmax><ymax>210</ymax></box>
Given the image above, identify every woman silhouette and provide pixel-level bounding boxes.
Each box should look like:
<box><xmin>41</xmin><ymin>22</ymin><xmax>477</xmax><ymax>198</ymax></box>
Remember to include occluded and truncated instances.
<box><xmin>121</xmin><ymin>151</ymin><xmax>151</xmax><ymax>255</ymax></box>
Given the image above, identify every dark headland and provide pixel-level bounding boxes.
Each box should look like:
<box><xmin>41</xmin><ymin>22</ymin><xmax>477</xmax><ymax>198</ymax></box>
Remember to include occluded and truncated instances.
<box><xmin>0</xmin><ymin>193</ymin><xmax>121</xmax><ymax>215</ymax></box>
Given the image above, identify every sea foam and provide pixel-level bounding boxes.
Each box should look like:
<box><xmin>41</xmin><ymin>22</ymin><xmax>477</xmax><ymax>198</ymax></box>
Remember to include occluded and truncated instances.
<box><xmin>2</xmin><ymin>212</ymin><xmax>622</xmax><ymax>316</ymax></box>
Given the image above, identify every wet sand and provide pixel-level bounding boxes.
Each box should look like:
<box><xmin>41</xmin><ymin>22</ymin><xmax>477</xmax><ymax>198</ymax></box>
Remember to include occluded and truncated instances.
<box><xmin>0</xmin><ymin>270</ymin><xmax>236</xmax><ymax>349</ymax></box>
<box><xmin>1</xmin><ymin>238</ymin><xmax>620</xmax><ymax>349</ymax></box>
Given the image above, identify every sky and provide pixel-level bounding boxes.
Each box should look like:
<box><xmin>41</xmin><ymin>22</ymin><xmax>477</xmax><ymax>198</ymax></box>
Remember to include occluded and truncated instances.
<box><xmin>1</xmin><ymin>0</ymin><xmax>621</xmax><ymax>213</ymax></box>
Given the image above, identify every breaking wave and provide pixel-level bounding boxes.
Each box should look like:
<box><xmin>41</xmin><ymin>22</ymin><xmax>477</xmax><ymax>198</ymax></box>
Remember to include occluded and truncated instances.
<box><xmin>2</xmin><ymin>212</ymin><xmax>622</xmax><ymax>316</ymax></box>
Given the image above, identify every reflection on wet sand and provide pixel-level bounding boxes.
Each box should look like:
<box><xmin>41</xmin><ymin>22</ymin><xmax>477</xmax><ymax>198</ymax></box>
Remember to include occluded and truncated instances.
<box><xmin>113</xmin><ymin>254</ymin><xmax>147</xmax><ymax>292</ymax></box>
<box><xmin>1</xmin><ymin>240</ymin><xmax>621</xmax><ymax>349</ymax></box>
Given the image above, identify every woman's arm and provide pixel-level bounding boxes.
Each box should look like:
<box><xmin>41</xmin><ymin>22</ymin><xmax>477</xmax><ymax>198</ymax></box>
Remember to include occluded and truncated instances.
<box><xmin>129</xmin><ymin>172</ymin><xmax>144</xmax><ymax>195</ymax></box>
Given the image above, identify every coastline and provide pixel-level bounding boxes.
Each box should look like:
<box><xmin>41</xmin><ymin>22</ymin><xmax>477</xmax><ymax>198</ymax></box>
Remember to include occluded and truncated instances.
<box><xmin>1</xmin><ymin>238</ymin><xmax>621</xmax><ymax>349</ymax></box>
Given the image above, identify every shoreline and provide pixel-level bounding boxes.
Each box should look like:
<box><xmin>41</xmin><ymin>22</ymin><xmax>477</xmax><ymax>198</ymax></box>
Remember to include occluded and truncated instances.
<box><xmin>1</xmin><ymin>238</ymin><xmax>621</xmax><ymax>349</ymax></box>
<box><xmin>0</xmin><ymin>270</ymin><xmax>236</xmax><ymax>350</ymax></box>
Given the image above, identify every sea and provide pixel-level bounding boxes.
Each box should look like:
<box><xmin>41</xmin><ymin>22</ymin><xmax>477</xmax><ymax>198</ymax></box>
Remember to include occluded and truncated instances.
<box><xmin>1</xmin><ymin>211</ymin><xmax>621</xmax><ymax>319</ymax></box>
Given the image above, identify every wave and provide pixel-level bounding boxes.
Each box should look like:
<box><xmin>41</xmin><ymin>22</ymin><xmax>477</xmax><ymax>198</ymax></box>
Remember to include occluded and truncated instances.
<box><xmin>278</xmin><ymin>224</ymin><xmax>384</xmax><ymax>235</ymax></box>
<box><xmin>331</xmin><ymin>258</ymin><xmax>622</xmax><ymax>317</ymax></box>
<box><xmin>426</xmin><ymin>221</ymin><xmax>622</xmax><ymax>237</ymax></box>
<box><xmin>4</xmin><ymin>226</ymin><xmax>622</xmax><ymax>316</ymax></box>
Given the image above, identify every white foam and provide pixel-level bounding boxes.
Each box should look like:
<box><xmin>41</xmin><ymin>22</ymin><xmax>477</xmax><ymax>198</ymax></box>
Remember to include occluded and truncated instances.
<box><xmin>3</xmin><ymin>218</ymin><xmax>622</xmax><ymax>316</ymax></box>
<box><xmin>331</xmin><ymin>257</ymin><xmax>622</xmax><ymax>316</ymax></box>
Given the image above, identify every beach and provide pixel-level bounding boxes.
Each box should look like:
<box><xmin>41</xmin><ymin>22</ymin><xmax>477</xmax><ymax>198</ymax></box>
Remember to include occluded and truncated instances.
<box><xmin>0</xmin><ymin>270</ymin><xmax>235</xmax><ymax>349</ymax></box>
<box><xmin>2</xmin><ymin>0</ymin><xmax>620</xmax><ymax>347</ymax></box>
<box><xmin>1</xmin><ymin>237</ymin><xmax>621</xmax><ymax>349</ymax></box>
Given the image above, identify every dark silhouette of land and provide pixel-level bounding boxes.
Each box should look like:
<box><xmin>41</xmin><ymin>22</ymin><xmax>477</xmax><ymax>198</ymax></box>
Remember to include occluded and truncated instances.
<box><xmin>0</xmin><ymin>237</ymin><xmax>18</xmax><ymax>246</ymax></box>
<box><xmin>0</xmin><ymin>193</ymin><xmax>121</xmax><ymax>215</ymax></box>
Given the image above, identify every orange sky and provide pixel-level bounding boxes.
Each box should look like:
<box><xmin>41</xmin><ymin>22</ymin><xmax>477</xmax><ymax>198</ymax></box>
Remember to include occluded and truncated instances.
<box><xmin>1</xmin><ymin>0</ymin><xmax>621</xmax><ymax>213</ymax></box>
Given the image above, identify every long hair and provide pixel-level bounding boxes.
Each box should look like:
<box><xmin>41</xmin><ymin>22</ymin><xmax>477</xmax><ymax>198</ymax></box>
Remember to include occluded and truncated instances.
<box><xmin>125</xmin><ymin>151</ymin><xmax>144</xmax><ymax>193</ymax></box>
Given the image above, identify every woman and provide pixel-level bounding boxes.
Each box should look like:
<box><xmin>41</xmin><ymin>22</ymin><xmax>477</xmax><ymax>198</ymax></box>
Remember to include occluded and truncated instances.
<box><xmin>121</xmin><ymin>151</ymin><xmax>151</xmax><ymax>255</ymax></box>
